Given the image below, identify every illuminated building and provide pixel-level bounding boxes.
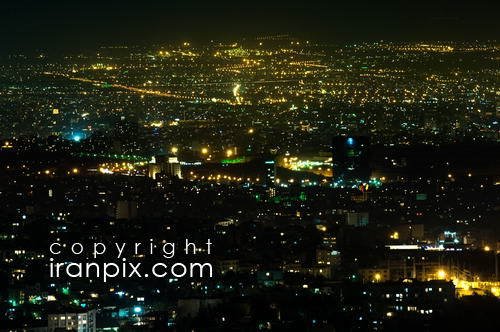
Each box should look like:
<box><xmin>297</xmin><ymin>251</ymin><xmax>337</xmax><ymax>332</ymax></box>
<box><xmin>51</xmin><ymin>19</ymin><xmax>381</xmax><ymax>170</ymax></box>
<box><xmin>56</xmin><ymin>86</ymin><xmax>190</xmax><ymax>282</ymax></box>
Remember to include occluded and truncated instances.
<box><xmin>438</xmin><ymin>231</ymin><xmax>462</xmax><ymax>246</ymax></box>
<box><xmin>48</xmin><ymin>309</ymin><xmax>96</xmax><ymax>332</ymax></box>
<box><xmin>332</xmin><ymin>136</ymin><xmax>370</xmax><ymax>184</ymax></box>
<box><xmin>362</xmin><ymin>280</ymin><xmax>455</xmax><ymax>317</ymax></box>
<box><xmin>264</xmin><ymin>159</ymin><xmax>276</xmax><ymax>186</ymax></box>
<box><xmin>166</xmin><ymin>157</ymin><xmax>182</xmax><ymax>179</ymax></box>
<box><xmin>316</xmin><ymin>248</ymin><xmax>341</xmax><ymax>267</ymax></box>
<box><xmin>147</xmin><ymin>155</ymin><xmax>182</xmax><ymax>179</ymax></box>
<box><xmin>346</xmin><ymin>212</ymin><xmax>369</xmax><ymax>227</ymax></box>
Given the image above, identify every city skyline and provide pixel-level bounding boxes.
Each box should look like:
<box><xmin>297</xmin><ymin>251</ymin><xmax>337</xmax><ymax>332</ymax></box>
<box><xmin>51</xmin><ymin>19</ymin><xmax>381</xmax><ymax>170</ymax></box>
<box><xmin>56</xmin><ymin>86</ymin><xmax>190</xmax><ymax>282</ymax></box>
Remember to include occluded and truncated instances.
<box><xmin>0</xmin><ymin>2</ymin><xmax>499</xmax><ymax>331</ymax></box>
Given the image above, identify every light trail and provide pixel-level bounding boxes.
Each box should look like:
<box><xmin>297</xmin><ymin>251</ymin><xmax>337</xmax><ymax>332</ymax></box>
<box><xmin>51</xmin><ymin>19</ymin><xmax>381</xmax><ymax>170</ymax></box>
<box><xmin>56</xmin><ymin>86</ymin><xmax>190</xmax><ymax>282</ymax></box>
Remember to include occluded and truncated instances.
<box><xmin>42</xmin><ymin>72</ymin><xmax>235</xmax><ymax>104</ymax></box>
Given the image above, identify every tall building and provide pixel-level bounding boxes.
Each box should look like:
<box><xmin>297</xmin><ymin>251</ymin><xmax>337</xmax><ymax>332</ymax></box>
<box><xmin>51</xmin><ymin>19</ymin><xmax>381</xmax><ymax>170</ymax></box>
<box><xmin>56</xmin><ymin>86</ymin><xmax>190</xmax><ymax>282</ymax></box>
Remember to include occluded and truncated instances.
<box><xmin>264</xmin><ymin>159</ymin><xmax>276</xmax><ymax>186</ymax></box>
<box><xmin>147</xmin><ymin>155</ymin><xmax>182</xmax><ymax>179</ymax></box>
<box><xmin>48</xmin><ymin>309</ymin><xmax>96</xmax><ymax>332</ymax></box>
<box><xmin>346</xmin><ymin>212</ymin><xmax>369</xmax><ymax>227</ymax></box>
<box><xmin>332</xmin><ymin>136</ymin><xmax>370</xmax><ymax>184</ymax></box>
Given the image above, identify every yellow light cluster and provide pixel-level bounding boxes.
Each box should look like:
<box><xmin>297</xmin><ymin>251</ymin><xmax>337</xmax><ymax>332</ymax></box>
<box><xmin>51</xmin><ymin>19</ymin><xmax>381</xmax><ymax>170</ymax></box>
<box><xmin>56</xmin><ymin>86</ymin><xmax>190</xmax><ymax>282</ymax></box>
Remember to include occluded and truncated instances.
<box><xmin>98</xmin><ymin>162</ymin><xmax>135</xmax><ymax>174</ymax></box>
<box><xmin>189</xmin><ymin>172</ymin><xmax>262</xmax><ymax>183</ymax></box>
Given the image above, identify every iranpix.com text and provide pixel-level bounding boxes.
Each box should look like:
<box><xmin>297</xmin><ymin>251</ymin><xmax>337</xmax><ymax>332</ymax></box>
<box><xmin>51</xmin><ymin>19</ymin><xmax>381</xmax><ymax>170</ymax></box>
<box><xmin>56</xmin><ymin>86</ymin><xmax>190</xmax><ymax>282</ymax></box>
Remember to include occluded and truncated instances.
<box><xmin>48</xmin><ymin>239</ymin><xmax>213</xmax><ymax>282</ymax></box>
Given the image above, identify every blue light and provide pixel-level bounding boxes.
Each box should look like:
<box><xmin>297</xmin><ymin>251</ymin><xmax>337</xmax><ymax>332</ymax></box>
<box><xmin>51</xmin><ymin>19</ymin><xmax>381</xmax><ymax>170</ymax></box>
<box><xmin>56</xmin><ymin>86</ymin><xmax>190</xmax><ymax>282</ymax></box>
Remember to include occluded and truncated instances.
<box><xmin>346</xmin><ymin>137</ymin><xmax>355</xmax><ymax>146</ymax></box>
<box><xmin>133</xmin><ymin>306</ymin><xmax>142</xmax><ymax>314</ymax></box>
<box><xmin>72</xmin><ymin>134</ymin><xmax>82</xmax><ymax>142</ymax></box>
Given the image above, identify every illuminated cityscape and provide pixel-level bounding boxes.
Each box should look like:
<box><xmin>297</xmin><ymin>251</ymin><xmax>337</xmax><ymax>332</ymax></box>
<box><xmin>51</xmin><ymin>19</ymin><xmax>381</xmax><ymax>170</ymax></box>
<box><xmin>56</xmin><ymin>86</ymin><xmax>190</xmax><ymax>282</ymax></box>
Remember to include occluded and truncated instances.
<box><xmin>0</xmin><ymin>1</ymin><xmax>499</xmax><ymax>331</ymax></box>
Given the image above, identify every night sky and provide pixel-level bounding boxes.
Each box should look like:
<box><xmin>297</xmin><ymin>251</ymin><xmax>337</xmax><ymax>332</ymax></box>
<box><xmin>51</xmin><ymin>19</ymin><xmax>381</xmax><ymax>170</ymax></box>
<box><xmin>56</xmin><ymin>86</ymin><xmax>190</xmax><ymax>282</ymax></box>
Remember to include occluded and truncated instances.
<box><xmin>0</xmin><ymin>0</ymin><xmax>498</xmax><ymax>51</ymax></box>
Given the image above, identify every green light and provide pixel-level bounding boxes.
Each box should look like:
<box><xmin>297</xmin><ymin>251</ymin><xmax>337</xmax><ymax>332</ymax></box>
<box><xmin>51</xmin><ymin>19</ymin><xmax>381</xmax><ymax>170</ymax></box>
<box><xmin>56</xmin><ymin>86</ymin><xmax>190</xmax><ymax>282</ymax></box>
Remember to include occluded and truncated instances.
<box><xmin>416</xmin><ymin>193</ymin><xmax>427</xmax><ymax>201</ymax></box>
<box><xmin>221</xmin><ymin>157</ymin><xmax>245</xmax><ymax>164</ymax></box>
<box><xmin>368</xmin><ymin>178</ymin><xmax>382</xmax><ymax>188</ymax></box>
<box><xmin>29</xmin><ymin>296</ymin><xmax>42</xmax><ymax>304</ymax></box>
<box><xmin>61</xmin><ymin>287</ymin><xmax>70</xmax><ymax>295</ymax></box>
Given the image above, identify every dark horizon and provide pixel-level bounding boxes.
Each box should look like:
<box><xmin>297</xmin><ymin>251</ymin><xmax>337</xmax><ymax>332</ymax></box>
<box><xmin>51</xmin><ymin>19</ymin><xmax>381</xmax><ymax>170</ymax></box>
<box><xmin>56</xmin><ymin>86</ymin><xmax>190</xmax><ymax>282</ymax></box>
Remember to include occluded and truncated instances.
<box><xmin>1</xmin><ymin>0</ymin><xmax>498</xmax><ymax>53</ymax></box>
